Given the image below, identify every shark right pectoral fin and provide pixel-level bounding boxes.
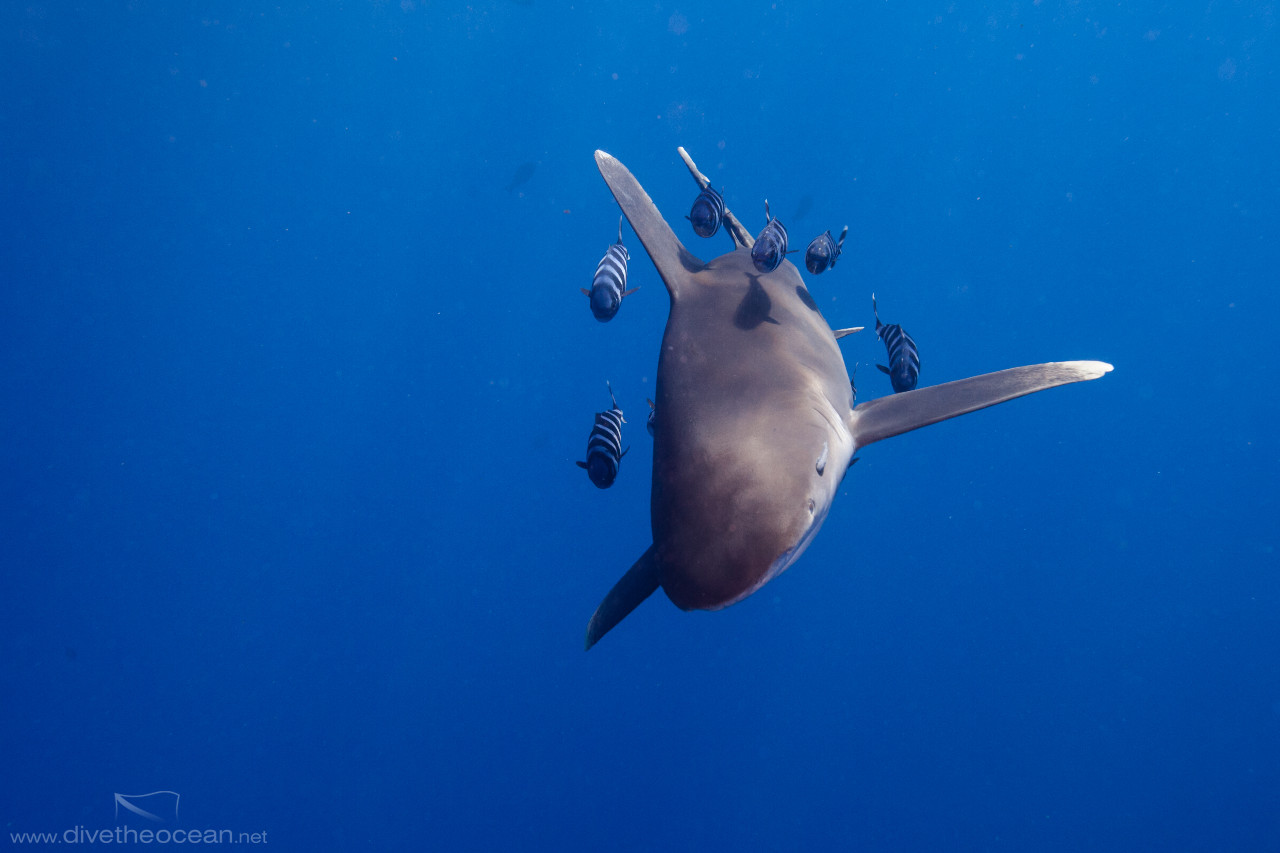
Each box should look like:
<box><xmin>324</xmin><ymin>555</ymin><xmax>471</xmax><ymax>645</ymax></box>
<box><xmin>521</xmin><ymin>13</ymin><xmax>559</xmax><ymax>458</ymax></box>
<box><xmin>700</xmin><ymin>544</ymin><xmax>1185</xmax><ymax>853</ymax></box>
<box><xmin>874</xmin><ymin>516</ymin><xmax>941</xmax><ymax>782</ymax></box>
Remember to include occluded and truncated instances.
<box><xmin>585</xmin><ymin>545</ymin><xmax>661</xmax><ymax>650</ymax></box>
<box><xmin>849</xmin><ymin>360</ymin><xmax>1113</xmax><ymax>450</ymax></box>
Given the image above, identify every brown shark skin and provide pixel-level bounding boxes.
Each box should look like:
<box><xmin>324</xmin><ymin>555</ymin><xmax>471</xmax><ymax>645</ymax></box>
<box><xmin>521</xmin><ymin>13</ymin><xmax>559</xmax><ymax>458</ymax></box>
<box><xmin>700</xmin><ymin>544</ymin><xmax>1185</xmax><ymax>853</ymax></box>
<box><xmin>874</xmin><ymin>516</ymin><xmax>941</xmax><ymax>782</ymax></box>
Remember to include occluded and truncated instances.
<box><xmin>651</xmin><ymin>248</ymin><xmax>853</xmax><ymax>611</ymax></box>
<box><xmin>583</xmin><ymin>148</ymin><xmax>1112</xmax><ymax>649</ymax></box>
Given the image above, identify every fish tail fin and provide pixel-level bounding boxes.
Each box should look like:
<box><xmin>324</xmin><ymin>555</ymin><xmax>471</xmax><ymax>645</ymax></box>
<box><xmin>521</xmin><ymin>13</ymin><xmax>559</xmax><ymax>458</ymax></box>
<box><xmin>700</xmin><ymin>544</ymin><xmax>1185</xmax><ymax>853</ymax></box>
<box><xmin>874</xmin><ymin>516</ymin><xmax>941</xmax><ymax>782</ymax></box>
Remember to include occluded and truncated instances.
<box><xmin>677</xmin><ymin>148</ymin><xmax>752</xmax><ymax>250</ymax></box>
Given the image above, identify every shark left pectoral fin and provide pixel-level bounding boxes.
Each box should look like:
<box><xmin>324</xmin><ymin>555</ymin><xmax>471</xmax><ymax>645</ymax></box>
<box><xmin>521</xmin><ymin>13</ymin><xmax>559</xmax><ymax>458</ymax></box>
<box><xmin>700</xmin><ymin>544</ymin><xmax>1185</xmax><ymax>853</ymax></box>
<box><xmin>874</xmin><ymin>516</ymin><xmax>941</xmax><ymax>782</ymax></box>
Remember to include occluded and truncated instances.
<box><xmin>848</xmin><ymin>360</ymin><xmax>1114</xmax><ymax>449</ymax></box>
<box><xmin>832</xmin><ymin>326</ymin><xmax>864</xmax><ymax>339</ymax></box>
<box><xmin>585</xmin><ymin>545</ymin><xmax>661</xmax><ymax>650</ymax></box>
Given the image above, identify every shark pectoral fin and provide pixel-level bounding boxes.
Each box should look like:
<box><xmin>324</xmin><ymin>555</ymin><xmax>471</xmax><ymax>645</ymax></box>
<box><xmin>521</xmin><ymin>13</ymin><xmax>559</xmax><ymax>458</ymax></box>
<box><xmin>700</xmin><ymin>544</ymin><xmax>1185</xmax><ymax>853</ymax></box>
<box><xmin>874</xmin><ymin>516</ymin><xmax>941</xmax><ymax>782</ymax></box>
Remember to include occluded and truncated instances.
<box><xmin>595</xmin><ymin>150</ymin><xmax>702</xmax><ymax>301</ymax></box>
<box><xmin>832</xmin><ymin>326</ymin><xmax>864</xmax><ymax>339</ymax></box>
<box><xmin>848</xmin><ymin>360</ymin><xmax>1113</xmax><ymax>450</ymax></box>
<box><xmin>585</xmin><ymin>545</ymin><xmax>661</xmax><ymax>650</ymax></box>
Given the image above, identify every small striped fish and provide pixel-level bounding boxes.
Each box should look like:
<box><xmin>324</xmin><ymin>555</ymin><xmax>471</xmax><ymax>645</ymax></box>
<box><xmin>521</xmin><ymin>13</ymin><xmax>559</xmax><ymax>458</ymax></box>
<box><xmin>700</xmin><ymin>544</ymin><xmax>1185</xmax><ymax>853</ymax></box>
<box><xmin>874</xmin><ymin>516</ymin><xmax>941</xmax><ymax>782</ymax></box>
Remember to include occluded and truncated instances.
<box><xmin>687</xmin><ymin>185</ymin><xmax>725</xmax><ymax>238</ymax></box>
<box><xmin>751</xmin><ymin>200</ymin><xmax>792</xmax><ymax>274</ymax></box>
<box><xmin>872</xmin><ymin>293</ymin><xmax>921</xmax><ymax>393</ymax></box>
<box><xmin>577</xmin><ymin>382</ymin><xmax>629</xmax><ymax>489</ymax></box>
<box><xmin>581</xmin><ymin>217</ymin><xmax>638</xmax><ymax>322</ymax></box>
<box><xmin>804</xmin><ymin>225</ymin><xmax>848</xmax><ymax>275</ymax></box>
<box><xmin>645</xmin><ymin>397</ymin><xmax>656</xmax><ymax>437</ymax></box>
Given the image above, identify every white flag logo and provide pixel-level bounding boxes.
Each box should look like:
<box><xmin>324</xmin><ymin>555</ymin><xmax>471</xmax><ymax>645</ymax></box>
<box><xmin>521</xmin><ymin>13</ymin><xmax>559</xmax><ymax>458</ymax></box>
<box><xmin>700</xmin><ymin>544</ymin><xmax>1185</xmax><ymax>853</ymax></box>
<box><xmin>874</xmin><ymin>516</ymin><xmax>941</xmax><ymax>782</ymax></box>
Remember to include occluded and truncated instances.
<box><xmin>113</xmin><ymin>791</ymin><xmax>180</xmax><ymax>823</ymax></box>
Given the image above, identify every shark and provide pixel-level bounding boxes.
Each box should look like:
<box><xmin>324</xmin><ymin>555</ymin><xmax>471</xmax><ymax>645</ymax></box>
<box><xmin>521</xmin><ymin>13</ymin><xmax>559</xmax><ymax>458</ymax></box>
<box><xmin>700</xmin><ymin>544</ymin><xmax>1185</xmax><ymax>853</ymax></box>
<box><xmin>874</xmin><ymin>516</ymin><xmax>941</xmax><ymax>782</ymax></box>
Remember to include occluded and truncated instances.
<box><xmin>584</xmin><ymin>147</ymin><xmax>1112</xmax><ymax>649</ymax></box>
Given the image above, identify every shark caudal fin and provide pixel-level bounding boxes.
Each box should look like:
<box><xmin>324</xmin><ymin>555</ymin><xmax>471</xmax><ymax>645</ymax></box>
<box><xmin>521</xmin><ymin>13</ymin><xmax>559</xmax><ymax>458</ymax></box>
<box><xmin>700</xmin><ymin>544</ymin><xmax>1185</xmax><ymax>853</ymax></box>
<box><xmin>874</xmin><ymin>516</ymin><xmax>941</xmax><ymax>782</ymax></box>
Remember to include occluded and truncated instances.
<box><xmin>848</xmin><ymin>360</ymin><xmax>1113</xmax><ymax>451</ymax></box>
<box><xmin>676</xmin><ymin>146</ymin><xmax>754</xmax><ymax>251</ymax></box>
<box><xmin>585</xmin><ymin>545</ymin><xmax>661</xmax><ymax>650</ymax></box>
<box><xmin>595</xmin><ymin>150</ymin><xmax>704</xmax><ymax>302</ymax></box>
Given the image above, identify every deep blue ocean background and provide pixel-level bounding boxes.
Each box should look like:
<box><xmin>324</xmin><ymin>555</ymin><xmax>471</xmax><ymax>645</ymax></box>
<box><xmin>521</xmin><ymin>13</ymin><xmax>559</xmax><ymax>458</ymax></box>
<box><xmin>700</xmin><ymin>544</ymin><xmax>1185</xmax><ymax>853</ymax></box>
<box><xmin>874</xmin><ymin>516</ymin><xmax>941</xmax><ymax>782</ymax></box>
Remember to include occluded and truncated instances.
<box><xmin>3</xmin><ymin>2</ymin><xmax>1277</xmax><ymax>850</ymax></box>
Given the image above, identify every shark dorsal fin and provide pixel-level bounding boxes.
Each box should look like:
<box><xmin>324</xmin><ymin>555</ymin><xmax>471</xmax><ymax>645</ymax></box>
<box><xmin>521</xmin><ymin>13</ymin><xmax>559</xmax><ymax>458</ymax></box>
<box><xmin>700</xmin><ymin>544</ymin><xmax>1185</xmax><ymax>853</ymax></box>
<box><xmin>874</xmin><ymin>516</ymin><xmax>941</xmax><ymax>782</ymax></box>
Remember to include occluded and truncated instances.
<box><xmin>595</xmin><ymin>150</ymin><xmax>703</xmax><ymax>302</ymax></box>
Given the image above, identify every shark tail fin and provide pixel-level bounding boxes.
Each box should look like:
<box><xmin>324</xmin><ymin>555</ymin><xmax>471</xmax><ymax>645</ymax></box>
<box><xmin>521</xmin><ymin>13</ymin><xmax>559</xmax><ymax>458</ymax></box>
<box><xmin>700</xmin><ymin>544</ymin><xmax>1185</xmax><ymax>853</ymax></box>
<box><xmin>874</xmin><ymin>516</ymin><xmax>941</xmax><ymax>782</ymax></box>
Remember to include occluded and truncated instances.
<box><xmin>585</xmin><ymin>545</ymin><xmax>661</xmax><ymax>650</ymax></box>
<box><xmin>848</xmin><ymin>360</ymin><xmax>1113</xmax><ymax>450</ymax></box>
<box><xmin>595</xmin><ymin>151</ymin><xmax>702</xmax><ymax>302</ymax></box>
<box><xmin>677</xmin><ymin>146</ymin><xmax>753</xmax><ymax>251</ymax></box>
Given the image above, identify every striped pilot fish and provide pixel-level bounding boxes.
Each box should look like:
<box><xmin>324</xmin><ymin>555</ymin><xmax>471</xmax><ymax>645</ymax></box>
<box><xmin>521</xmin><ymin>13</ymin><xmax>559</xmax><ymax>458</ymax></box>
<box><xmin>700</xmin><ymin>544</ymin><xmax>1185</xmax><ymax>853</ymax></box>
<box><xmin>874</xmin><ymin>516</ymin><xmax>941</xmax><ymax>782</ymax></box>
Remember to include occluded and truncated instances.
<box><xmin>872</xmin><ymin>293</ymin><xmax>921</xmax><ymax>393</ymax></box>
<box><xmin>804</xmin><ymin>226</ymin><xmax>848</xmax><ymax>275</ymax></box>
<box><xmin>751</xmin><ymin>200</ymin><xmax>792</xmax><ymax>274</ymax></box>
<box><xmin>687</xmin><ymin>185</ymin><xmax>726</xmax><ymax>238</ymax></box>
<box><xmin>577</xmin><ymin>382</ymin><xmax>629</xmax><ymax>489</ymax></box>
<box><xmin>645</xmin><ymin>397</ymin><xmax>656</xmax><ymax>437</ymax></box>
<box><xmin>581</xmin><ymin>217</ymin><xmax>638</xmax><ymax>322</ymax></box>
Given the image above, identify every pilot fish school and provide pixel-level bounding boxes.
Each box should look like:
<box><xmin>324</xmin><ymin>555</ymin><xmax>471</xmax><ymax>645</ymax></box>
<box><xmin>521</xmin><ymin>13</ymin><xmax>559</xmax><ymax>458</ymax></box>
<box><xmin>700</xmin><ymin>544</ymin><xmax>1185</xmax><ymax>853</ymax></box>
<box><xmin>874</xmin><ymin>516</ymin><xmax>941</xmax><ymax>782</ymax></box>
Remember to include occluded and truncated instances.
<box><xmin>574</xmin><ymin>147</ymin><xmax>1112</xmax><ymax>649</ymax></box>
<box><xmin>577</xmin><ymin>157</ymin><xmax>875</xmax><ymax>491</ymax></box>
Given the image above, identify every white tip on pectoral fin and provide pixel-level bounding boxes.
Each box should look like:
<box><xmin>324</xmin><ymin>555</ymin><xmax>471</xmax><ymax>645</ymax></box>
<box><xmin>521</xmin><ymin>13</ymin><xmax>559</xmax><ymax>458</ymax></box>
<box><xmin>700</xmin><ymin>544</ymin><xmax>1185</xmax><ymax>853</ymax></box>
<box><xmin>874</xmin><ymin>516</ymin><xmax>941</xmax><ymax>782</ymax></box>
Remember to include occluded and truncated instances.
<box><xmin>1059</xmin><ymin>359</ymin><xmax>1114</xmax><ymax>380</ymax></box>
<box><xmin>848</xmin><ymin>360</ymin><xmax>1113</xmax><ymax>450</ymax></box>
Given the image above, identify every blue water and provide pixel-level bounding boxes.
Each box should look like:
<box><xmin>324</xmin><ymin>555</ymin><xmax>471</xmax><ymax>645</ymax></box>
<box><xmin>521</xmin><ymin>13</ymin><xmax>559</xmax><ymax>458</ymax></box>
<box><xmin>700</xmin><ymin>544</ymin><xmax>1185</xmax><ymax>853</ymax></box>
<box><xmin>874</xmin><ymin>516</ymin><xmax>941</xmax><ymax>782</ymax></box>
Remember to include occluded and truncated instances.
<box><xmin>3</xmin><ymin>3</ymin><xmax>1277</xmax><ymax>850</ymax></box>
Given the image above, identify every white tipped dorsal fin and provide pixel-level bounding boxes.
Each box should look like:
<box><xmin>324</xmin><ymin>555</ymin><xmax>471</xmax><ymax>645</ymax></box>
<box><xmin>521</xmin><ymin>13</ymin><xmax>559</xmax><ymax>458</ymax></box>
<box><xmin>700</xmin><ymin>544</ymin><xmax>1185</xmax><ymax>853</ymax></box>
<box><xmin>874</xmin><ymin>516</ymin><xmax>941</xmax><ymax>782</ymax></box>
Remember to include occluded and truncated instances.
<box><xmin>595</xmin><ymin>150</ymin><xmax>701</xmax><ymax>302</ymax></box>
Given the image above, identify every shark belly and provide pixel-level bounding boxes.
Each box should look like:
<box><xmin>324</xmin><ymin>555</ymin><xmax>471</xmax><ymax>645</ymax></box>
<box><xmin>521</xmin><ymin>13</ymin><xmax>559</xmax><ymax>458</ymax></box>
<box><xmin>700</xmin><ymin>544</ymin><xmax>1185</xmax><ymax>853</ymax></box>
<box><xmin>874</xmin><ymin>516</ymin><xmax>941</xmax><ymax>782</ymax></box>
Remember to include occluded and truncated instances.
<box><xmin>649</xmin><ymin>250</ymin><xmax>855</xmax><ymax>610</ymax></box>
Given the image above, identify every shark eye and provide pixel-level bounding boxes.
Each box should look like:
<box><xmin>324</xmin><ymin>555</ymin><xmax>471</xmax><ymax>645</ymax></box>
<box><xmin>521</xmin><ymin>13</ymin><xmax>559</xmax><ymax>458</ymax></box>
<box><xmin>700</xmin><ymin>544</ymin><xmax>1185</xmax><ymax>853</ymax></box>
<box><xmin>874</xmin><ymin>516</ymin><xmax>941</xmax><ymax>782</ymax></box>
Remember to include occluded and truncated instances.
<box><xmin>815</xmin><ymin>441</ymin><xmax>829</xmax><ymax>475</ymax></box>
<box><xmin>807</xmin><ymin>498</ymin><xmax>816</xmax><ymax>515</ymax></box>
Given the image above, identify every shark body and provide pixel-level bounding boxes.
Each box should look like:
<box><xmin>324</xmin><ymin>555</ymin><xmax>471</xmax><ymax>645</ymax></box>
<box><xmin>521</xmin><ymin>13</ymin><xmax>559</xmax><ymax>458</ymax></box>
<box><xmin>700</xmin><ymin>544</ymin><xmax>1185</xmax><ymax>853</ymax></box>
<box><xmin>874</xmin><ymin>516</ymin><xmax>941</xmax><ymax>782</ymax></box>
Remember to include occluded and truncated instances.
<box><xmin>585</xmin><ymin>149</ymin><xmax>1112</xmax><ymax>648</ymax></box>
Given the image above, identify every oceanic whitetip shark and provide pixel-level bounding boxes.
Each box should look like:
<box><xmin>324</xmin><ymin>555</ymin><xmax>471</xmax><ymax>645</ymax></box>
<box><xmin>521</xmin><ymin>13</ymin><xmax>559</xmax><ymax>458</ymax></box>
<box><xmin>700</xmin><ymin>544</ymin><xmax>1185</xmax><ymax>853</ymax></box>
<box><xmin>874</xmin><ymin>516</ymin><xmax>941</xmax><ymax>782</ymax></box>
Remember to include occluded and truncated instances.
<box><xmin>584</xmin><ymin>148</ymin><xmax>1112</xmax><ymax>649</ymax></box>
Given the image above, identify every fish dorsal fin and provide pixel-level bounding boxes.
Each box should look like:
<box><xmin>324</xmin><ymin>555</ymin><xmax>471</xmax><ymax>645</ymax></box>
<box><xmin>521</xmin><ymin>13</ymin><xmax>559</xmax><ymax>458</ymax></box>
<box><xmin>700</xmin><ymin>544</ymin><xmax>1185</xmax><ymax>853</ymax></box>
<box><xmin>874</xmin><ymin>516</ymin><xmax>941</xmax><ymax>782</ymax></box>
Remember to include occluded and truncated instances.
<box><xmin>585</xmin><ymin>545</ymin><xmax>660</xmax><ymax>650</ymax></box>
<box><xmin>847</xmin><ymin>360</ymin><xmax>1113</xmax><ymax>451</ymax></box>
<box><xmin>595</xmin><ymin>150</ymin><xmax>703</xmax><ymax>302</ymax></box>
<box><xmin>677</xmin><ymin>146</ymin><xmax>754</xmax><ymax>251</ymax></box>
